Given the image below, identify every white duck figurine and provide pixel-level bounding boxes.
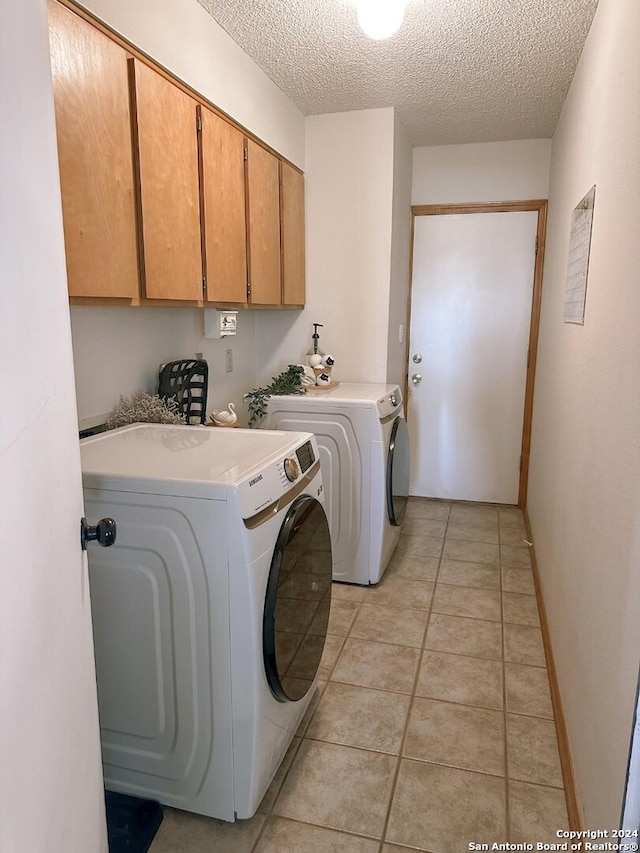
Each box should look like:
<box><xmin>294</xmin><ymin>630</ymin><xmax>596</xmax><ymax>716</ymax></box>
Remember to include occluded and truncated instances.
<box><xmin>209</xmin><ymin>402</ymin><xmax>238</xmax><ymax>426</ymax></box>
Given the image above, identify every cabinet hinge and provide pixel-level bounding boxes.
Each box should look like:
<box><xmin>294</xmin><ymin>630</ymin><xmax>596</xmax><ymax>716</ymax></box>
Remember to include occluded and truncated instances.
<box><xmin>196</xmin><ymin>113</ymin><xmax>202</xmax><ymax>132</ymax></box>
<box><xmin>202</xmin><ymin>276</ymin><xmax>207</xmax><ymax>293</ymax></box>
<box><xmin>243</xmin><ymin>146</ymin><xmax>248</xmax><ymax>161</ymax></box>
<box><xmin>247</xmin><ymin>281</ymin><xmax>251</xmax><ymax>297</ymax></box>
<box><xmin>535</xmin><ymin>236</ymin><xmax>539</xmax><ymax>255</ymax></box>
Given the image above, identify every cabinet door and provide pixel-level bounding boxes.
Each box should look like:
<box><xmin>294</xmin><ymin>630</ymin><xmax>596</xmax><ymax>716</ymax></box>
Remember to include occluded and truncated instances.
<box><xmin>48</xmin><ymin>0</ymin><xmax>138</xmax><ymax>299</ymax></box>
<box><xmin>246</xmin><ymin>139</ymin><xmax>281</xmax><ymax>306</ymax></box>
<box><xmin>130</xmin><ymin>59</ymin><xmax>202</xmax><ymax>301</ymax></box>
<box><xmin>199</xmin><ymin>107</ymin><xmax>247</xmax><ymax>304</ymax></box>
<box><xmin>280</xmin><ymin>162</ymin><xmax>305</xmax><ymax>306</ymax></box>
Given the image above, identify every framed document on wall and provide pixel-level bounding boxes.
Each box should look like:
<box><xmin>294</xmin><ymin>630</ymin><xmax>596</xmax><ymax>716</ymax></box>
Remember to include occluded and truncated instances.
<box><xmin>564</xmin><ymin>185</ymin><xmax>596</xmax><ymax>325</ymax></box>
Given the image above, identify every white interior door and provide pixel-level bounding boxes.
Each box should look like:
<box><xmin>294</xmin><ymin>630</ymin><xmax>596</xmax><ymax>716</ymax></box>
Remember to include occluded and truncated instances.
<box><xmin>0</xmin><ymin>2</ymin><xmax>107</xmax><ymax>850</ymax></box>
<box><xmin>408</xmin><ymin>211</ymin><xmax>537</xmax><ymax>504</ymax></box>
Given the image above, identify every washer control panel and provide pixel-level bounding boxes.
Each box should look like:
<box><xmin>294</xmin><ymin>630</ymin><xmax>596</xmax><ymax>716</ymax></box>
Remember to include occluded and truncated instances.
<box><xmin>237</xmin><ymin>435</ymin><xmax>320</xmax><ymax>519</ymax></box>
<box><xmin>283</xmin><ymin>457</ymin><xmax>300</xmax><ymax>482</ymax></box>
<box><xmin>277</xmin><ymin>439</ymin><xmax>317</xmax><ymax>492</ymax></box>
<box><xmin>295</xmin><ymin>439</ymin><xmax>316</xmax><ymax>473</ymax></box>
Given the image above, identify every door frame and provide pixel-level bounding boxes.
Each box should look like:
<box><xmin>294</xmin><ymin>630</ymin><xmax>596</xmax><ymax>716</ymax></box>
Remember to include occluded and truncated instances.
<box><xmin>404</xmin><ymin>200</ymin><xmax>548</xmax><ymax>508</ymax></box>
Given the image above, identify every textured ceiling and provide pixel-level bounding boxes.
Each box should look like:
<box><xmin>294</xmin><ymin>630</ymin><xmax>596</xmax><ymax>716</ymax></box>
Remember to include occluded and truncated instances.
<box><xmin>196</xmin><ymin>0</ymin><xmax>599</xmax><ymax>146</ymax></box>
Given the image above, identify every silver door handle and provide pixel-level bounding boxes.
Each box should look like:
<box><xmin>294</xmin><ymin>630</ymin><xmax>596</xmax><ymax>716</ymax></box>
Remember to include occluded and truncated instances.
<box><xmin>411</xmin><ymin>373</ymin><xmax>422</xmax><ymax>385</ymax></box>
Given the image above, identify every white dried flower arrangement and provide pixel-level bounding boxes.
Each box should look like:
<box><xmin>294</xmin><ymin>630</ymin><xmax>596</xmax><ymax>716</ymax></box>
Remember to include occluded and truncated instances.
<box><xmin>106</xmin><ymin>391</ymin><xmax>186</xmax><ymax>430</ymax></box>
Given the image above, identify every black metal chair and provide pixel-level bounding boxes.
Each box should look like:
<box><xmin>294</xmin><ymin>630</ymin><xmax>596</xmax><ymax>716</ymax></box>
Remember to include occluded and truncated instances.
<box><xmin>158</xmin><ymin>359</ymin><xmax>209</xmax><ymax>425</ymax></box>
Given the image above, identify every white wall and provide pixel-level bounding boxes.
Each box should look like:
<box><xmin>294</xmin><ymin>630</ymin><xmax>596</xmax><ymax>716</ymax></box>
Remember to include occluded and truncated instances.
<box><xmin>412</xmin><ymin>140</ymin><xmax>552</xmax><ymax>204</ymax></box>
<box><xmin>527</xmin><ymin>0</ymin><xmax>640</xmax><ymax>826</ymax></box>
<box><xmin>386</xmin><ymin>114</ymin><xmax>413</xmax><ymax>385</ymax></box>
<box><xmin>71</xmin><ymin>307</ymin><xmax>258</xmax><ymax>427</ymax></box>
<box><xmin>0</xmin><ymin>1</ymin><xmax>106</xmax><ymax>849</ymax></box>
<box><xmin>255</xmin><ymin>108</ymin><xmax>397</xmax><ymax>386</ymax></box>
<box><xmin>67</xmin><ymin>0</ymin><xmax>306</xmax><ymax>426</ymax></box>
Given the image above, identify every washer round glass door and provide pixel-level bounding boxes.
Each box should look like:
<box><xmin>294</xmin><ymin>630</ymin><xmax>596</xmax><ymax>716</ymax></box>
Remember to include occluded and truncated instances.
<box><xmin>387</xmin><ymin>416</ymin><xmax>410</xmax><ymax>526</ymax></box>
<box><xmin>263</xmin><ymin>495</ymin><xmax>332</xmax><ymax>702</ymax></box>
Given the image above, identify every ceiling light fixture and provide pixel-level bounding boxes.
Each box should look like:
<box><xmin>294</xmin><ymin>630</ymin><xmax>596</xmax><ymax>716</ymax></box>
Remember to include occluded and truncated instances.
<box><xmin>356</xmin><ymin>0</ymin><xmax>407</xmax><ymax>41</ymax></box>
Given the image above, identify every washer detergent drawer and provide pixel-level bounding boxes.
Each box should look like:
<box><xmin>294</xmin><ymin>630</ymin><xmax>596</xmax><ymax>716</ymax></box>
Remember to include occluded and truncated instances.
<box><xmin>84</xmin><ymin>492</ymin><xmax>217</xmax><ymax>800</ymax></box>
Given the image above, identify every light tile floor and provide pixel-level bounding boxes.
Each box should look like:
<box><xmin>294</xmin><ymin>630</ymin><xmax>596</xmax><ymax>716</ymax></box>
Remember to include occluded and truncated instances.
<box><xmin>150</xmin><ymin>499</ymin><xmax>569</xmax><ymax>853</ymax></box>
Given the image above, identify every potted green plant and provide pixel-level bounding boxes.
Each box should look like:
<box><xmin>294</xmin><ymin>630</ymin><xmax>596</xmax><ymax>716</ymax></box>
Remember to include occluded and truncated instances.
<box><xmin>245</xmin><ymin>365</ymin><xmax>305</xmax><ymax>427</ymax></box>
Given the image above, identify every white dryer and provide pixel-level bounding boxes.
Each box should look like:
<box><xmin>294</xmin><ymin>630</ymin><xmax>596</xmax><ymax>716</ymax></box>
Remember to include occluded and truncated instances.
<box><xmin>80</xmin><ymin>423</ymin><xmax>331</xmax><ymax>821</ymax></box>
<box><xmin>262</xmin><ymin>383</ymin><xmax>410</xmax><ymax>586</ymax></box>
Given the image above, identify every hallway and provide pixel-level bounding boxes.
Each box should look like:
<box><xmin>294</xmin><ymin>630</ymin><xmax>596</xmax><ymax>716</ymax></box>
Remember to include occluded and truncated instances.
<box><xmin>150</xmin><ymin>497</ymin><xmax>567</xmax><ymax>852</ymax></box>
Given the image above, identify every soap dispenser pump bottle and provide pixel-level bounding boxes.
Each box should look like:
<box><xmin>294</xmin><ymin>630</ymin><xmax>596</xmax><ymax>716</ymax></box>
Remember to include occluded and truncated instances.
<box><xmin>305</xmin><ymin>323</ymin><xmax>325</xmax><ymax>367</ymax></box>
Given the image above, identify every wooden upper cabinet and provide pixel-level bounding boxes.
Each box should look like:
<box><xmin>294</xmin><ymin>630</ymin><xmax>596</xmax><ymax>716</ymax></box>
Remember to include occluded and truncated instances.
<box><xmin>48</xmin><ymin>0</ymin><xmax>138</xmax><ymax>299</ymax></box>
<box><xmin>199</xmin><ymin>107</ymin><xmax>247</xmax><ymax>304</ymax></box>
<box><xmin>245</xmin><ymin>139</ymin><xmax>281</xmax><ymax>306</ymax></box>
<box><xmin>130</xmin><ymin>59</ymin><xmax>202</xmax><ymax>301</ymax></box>
<box><xmin>48</xmin><ymin>1</ymin><xmax>305</xmax><ymax>309</ymax></box>
<box><xmin>280</xmin><ymin>162</ymin><xmax>305</xmax><ymax>306</ymax></box>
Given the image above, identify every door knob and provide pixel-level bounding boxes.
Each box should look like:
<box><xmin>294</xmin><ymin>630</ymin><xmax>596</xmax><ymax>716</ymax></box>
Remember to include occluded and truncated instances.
<box><xmin>80</xmin><ymin>517</ymin><xmax>117</xmax><ymax>550</ymax></box>
<box><xmin>411</xmin><ymin>373</ymin><xmax>422</xmax><ymax>385</ymax></box>
<box><xmin>412</xmin><ymin>354</ymin><xmax>422</xmax><ymax>364</ymax></box>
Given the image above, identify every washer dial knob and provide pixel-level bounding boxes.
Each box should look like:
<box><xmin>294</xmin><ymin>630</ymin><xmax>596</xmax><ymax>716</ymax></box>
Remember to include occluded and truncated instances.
<box><xmin>390</xmin><ymin>392</ymin><xmax>397</xmax><ymax>407</ymax></box>
<box><xmin>284</xmin><ymin>457</ymin><xmax>300</xmax><ymax>482</ymax></box>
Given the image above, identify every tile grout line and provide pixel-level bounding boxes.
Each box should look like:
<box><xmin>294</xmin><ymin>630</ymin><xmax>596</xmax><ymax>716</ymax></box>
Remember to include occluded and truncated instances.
<box><xmin>376</xmin><ymin>502</ymin><xmax>451</xmax><ymax>852</ymax></box>
<box><xmin>286</xmin><ymin>506</ymin><xmax>448</xmax><ymax>851</ymax></box>
<box><xmin>255</xmin><ymin>502</ymin><xmax>541</xmax><ymax>852</ymax></box>
<box><xmin>295</xmin><ymin>506</ymin><xmax>446</xmax><ymax>853</ymax></box>
<box><xmin>160</xmin><ymin>503</ymin><xmax>561</xmax><ymax>852</ymax></box>
<box><xmin>499</xmin><ymin>509</ymin><xmax>513</xmax><ymax>844</ymax></box>
<box><xmin>254</xmin><ymin>804</ymin><xmax>395</xmax><ymax>850</ymax></box>
<box><xmin>249</xmin><ymin>586</ymin><xmax>368</xmax><ymax>853</ymax></box>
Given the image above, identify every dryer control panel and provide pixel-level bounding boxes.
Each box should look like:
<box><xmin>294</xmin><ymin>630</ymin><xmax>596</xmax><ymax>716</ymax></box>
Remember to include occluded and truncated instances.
<box><xmin>377</xmin><ymin>386</ymin><xmax>403</xmax><ymax>420</ymax></box>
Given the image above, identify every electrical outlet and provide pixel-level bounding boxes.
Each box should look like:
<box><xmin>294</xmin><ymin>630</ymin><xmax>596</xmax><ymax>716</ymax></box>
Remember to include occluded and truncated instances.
<box><xmin>225</xmin><ymin>349</ymin><xmax>233</xmax><ymax>373</ymax></box>
<box><xmin>195</xmin><ymin>351</ymin><xmax>203</xmax><ymax>361</ymax></box>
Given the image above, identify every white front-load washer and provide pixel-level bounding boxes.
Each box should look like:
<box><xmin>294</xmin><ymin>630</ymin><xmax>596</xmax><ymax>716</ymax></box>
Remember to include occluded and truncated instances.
<box><xmin>80</xmin><ymin>423</ymin><xmax>331</xmax><ymax>821</ymax></box>
<box><xmin>262</xmin><ymin>383</ymin><xmax>410</xmax><ymax>586</ymax></box>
